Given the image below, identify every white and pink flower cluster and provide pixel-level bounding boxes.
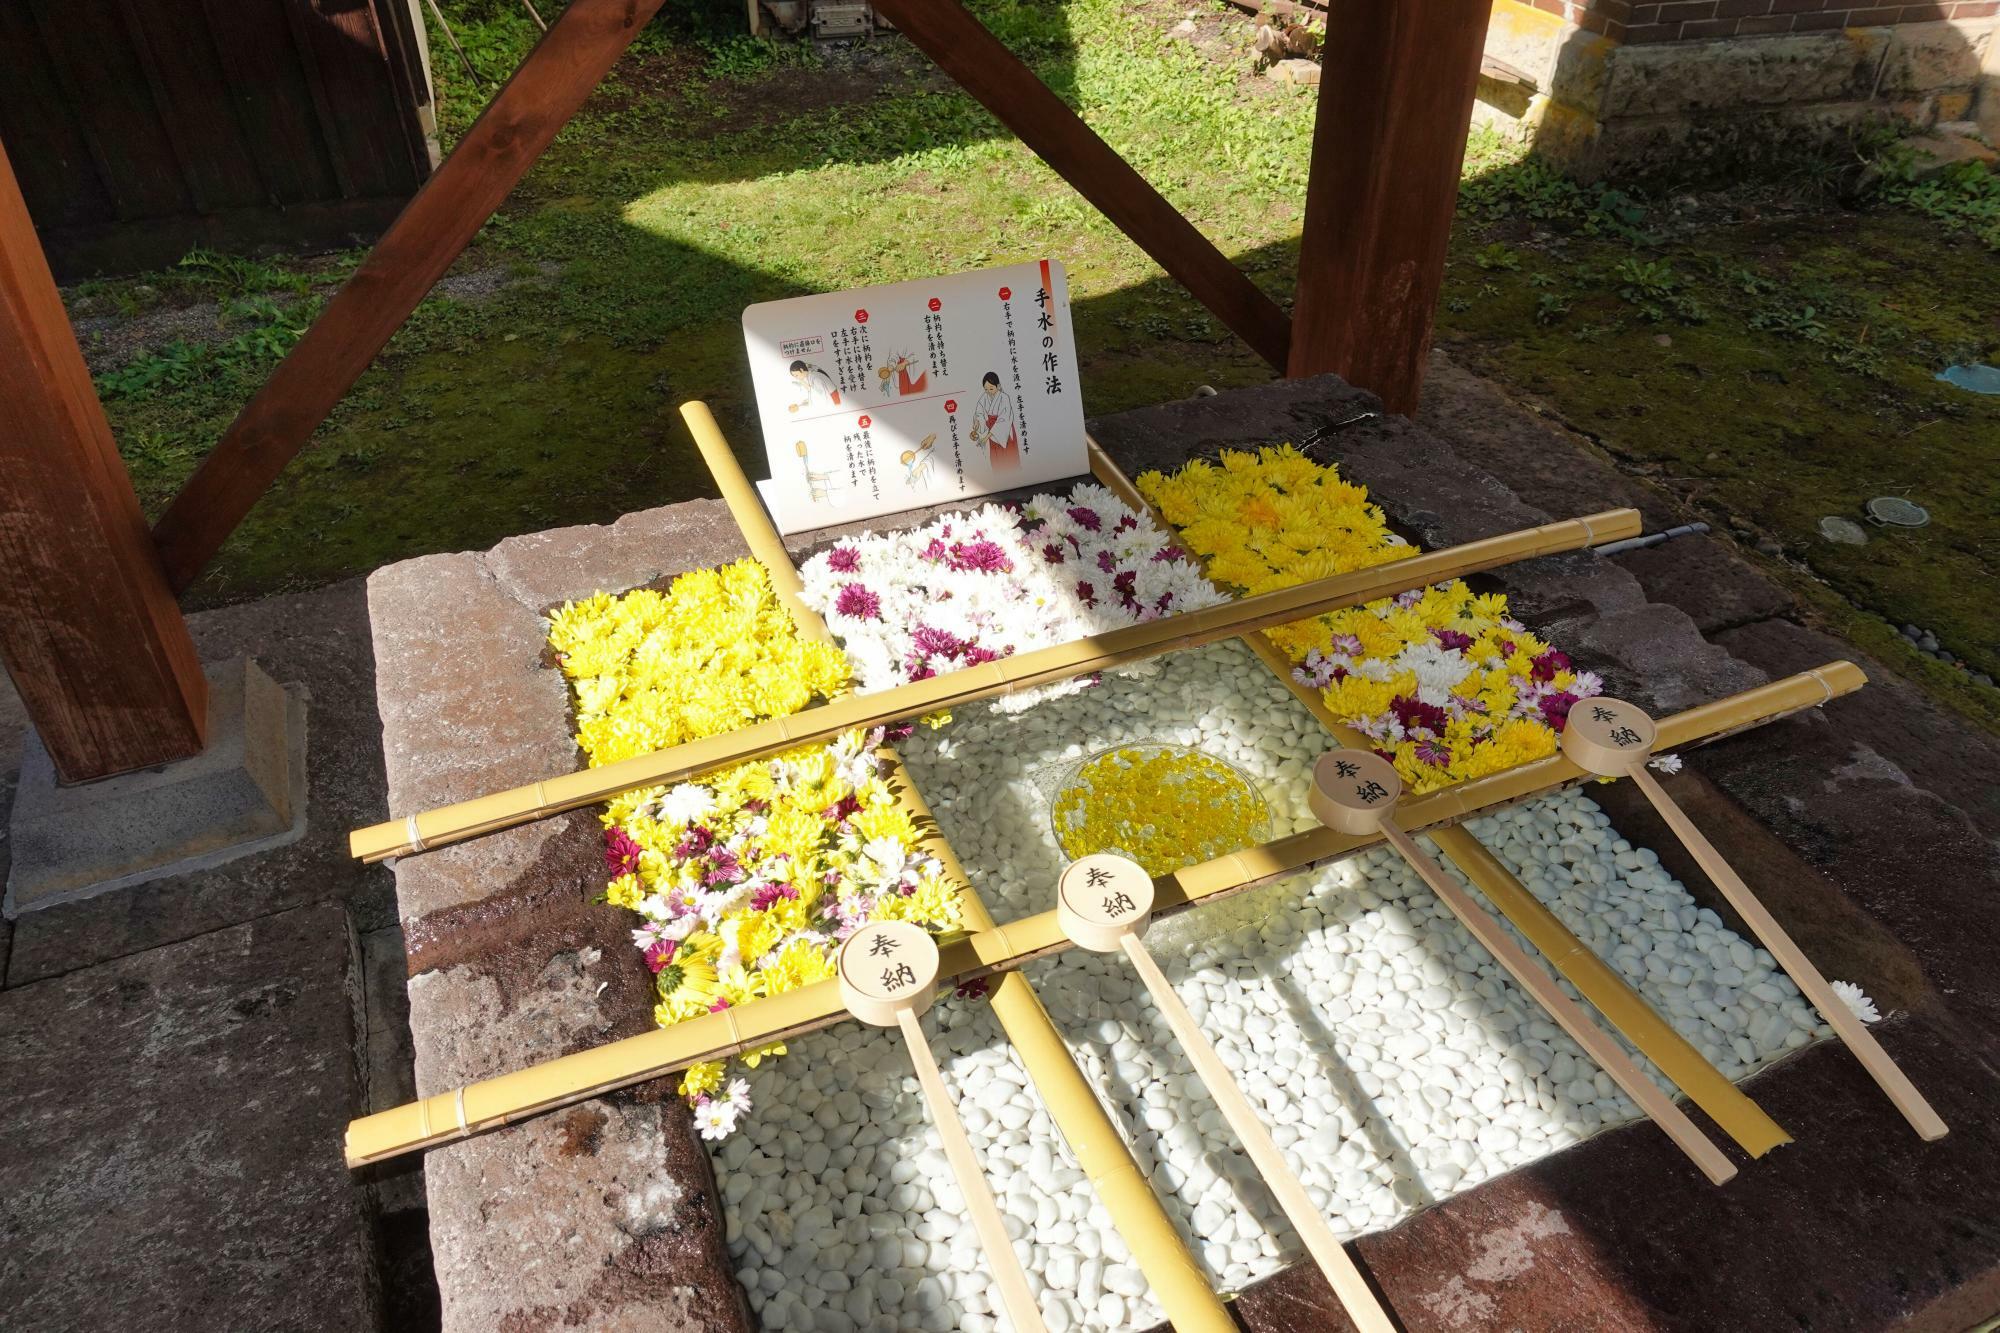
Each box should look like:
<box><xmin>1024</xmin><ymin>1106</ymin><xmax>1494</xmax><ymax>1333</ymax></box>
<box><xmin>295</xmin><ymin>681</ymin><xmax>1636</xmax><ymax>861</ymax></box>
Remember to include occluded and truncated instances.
<box><xmin>798</xmin><ymin>482</ymin><xmax>1226</xmax><ymax>711</ymax></box>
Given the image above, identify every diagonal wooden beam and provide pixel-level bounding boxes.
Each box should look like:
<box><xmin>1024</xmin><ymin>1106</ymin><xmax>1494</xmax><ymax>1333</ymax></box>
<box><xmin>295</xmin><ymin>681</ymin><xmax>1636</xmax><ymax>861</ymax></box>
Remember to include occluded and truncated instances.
<box><xmin>149</xmin><ymin>0</ymin><xmax>668</xmax><ymax>593</ymax></box>
<box><xmin>869</xmin><ymin>0</ymin><xmax>1293</xmax><ymax>372</ymax></box>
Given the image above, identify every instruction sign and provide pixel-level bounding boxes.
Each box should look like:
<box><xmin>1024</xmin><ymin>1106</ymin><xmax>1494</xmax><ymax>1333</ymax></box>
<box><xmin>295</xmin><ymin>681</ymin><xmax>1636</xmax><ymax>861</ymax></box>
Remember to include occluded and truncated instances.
<box><xmin>742</xmin><ymin>260</ymin><xmax>1086</xmax><ymax>533</ymax></box>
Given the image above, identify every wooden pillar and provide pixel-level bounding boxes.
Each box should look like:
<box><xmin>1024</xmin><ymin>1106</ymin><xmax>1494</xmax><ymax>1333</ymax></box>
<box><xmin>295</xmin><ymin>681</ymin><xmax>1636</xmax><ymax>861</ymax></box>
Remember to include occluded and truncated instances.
<box><xmin>0</xmin><ymin>139</ymin><xmax>206</xmax><ymax>781</ymax></box>
<box><xmin>1289</xmin><ymin>0</ymin><xmax>1489</xmax><ymax>413</ymax></box>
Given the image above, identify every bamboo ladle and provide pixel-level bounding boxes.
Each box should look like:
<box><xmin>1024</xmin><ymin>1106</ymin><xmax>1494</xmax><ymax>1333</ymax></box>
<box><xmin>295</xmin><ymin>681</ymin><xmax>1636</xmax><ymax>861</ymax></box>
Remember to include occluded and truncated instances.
<box><xmin>1309</xmin><ymin>749</ymin><xmax>1739</xmax><ymax>1184</ymax></box>
<box><xmin>1055</xmin><ymin>854</ymin><xmax>1398</xmax><ymax>1333</ymax></box>
<box><xmin>835</xmin><ymin>921</ymin><xmax>1050</xmax><ymax>1333</ymax></box>
<box><xmin>1560</xmin><ymin>697</ymin><xmax>1947</xmax><ymax>1141</ymax></box>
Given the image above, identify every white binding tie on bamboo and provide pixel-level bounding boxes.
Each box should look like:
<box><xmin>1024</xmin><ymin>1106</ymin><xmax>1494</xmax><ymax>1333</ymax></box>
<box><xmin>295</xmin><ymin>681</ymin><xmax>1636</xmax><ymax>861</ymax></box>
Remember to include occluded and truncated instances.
<box><xmin>1308</xmin><ymin>750</ymin><xmax>1739</xmax><ymax>1185</ymax></box>
<box><xmin>1056</xmin><ymin>854</ymin><xmax>1399</xmax><ymax>1332</ymax></box>
<box><xmin>1560</xmin><ymin>698</ymin><xmax>1948</xmax><ymax>1141</ymax></box>
<box><xmin>836</xmin><ymin>921</ymin><xmax>1050</xmax><ymax>1333</ymax></box>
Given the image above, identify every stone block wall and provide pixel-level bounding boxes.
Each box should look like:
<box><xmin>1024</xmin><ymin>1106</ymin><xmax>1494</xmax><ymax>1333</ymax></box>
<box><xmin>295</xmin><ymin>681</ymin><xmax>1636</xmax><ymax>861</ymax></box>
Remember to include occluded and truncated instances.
<box><xmin>1476</xmin><ymin>0</ymin><xmax>1998</xmax><ymax>176</ymax></box>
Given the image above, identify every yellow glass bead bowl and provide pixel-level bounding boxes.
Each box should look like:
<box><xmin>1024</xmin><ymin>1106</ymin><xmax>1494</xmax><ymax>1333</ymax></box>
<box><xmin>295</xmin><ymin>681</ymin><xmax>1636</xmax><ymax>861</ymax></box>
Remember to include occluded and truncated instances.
<box><xmin>1048</xmin><ymin>742</ymin><xmax>1271</xmax><ymax>877</ymax></box>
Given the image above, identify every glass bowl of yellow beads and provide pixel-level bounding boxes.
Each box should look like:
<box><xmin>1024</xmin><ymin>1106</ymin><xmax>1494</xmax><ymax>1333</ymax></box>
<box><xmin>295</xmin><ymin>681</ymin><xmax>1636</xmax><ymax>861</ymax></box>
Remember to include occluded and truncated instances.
<box><xmin>1045</xmin><ymin>742</ymin><xmax>1271</xmax><ymax>876</ymax></box>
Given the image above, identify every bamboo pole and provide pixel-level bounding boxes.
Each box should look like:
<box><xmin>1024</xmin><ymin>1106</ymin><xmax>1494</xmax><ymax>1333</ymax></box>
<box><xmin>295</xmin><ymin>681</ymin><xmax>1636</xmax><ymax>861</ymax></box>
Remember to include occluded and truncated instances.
<box><xmin>345</xmin><ymin>661</ymin><xmax>1858</xmax><ymax>1166</ymax></box>
<box><xmin>351</xmin><ymin>503</ymin><xmax>1642</xmax><ymax>861</ymax></box>
<box><xmin>1310</xmin><ymin>752</ymin><xmax>1736</xmax><ymax>1184</ymax></box>
<box><xmin>1564</xmin><ymin>698</ymin><xmax>1948</xmax><ymax>1141</ymax></box>
<box><xmin>684</xmin><ymin>402</ymin><xmax>1236</xmax><ymax>1330</ymax></box>
<box><xmin>1084</xmin><ymin>439</ymin><xmax>1791</xmax><ymax>1158</ymax></box>
<box><xmin>1059</xmin><ymin>856</ymin><xmax>1396</xmax><ymax>1332</ymax></box>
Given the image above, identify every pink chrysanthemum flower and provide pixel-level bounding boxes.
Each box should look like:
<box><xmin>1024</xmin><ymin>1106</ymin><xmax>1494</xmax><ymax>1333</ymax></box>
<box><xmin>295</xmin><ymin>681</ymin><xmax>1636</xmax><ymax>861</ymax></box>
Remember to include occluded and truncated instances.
<box><xmin>834</xmin><ymin>583</ymin><xmax>883</xmax><ymax>620</ymax></box>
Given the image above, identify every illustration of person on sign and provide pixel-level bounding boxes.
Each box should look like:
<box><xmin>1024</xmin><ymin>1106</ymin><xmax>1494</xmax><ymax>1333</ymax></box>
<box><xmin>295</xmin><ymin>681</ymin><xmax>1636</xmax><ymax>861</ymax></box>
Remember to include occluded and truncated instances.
<box><xmin>968</xmin><ymin>371</ymin><xmax>1020</xmax><ymax>472</ymax></box>
<box><xmin>900</xmin><ymin>433</ymin><xmax>937</xmax><ymax>490</ymax></box>
<box><xmin>786</xmin><ymin>360</ymin><xmax>842</xmax><ymax>414</ymax></box>
<box><xmin>877</xmin><ymin>350</ymin><xmax>930</xmax><ymax>397</ymax></box>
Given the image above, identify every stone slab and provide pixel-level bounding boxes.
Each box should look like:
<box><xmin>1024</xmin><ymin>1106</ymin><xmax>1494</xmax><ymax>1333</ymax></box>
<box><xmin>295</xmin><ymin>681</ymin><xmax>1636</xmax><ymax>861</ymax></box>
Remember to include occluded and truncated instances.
<box><xmin>1418</xmin><ymin>352</ymin><xmax>1799</xmax><ymax>630</ymax></box>
<box><xmin>0</xmin><ymin>901</ymin><xmax>379</xmax><ymax>1331</ymax></box>
<box><xmin>1877</xmin><ymin>19</ymin><xmax>1994</xmax><ymax>99</ymax></box>
<box><xmin>372</xmin><ymin>499</ymin><xmax>755</xmax><ymax>1332</ymax></box>
<box><xmin>5</xmin><ymin>656</ymin><xmax>307</xmax><ymax>915</ymax></box>
<box><xmin>1599</xmin><ymin>29</ymin><xmax>1894</xmax><ymax>121</ymax></box>
<box><xmin>1715</xmin><ymin>616</ymin><xmax>2000</xmax><ymax>834</ymax></box>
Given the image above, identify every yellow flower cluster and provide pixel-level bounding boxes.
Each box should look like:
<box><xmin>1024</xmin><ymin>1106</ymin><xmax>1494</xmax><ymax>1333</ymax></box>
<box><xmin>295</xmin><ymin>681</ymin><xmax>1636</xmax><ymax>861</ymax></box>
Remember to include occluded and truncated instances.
<box><xmin>549</xmin><ymin>560</ymin><xmax>849</xmax><ymax>767</ymax></box>
<box><xmin>550</xmin><ymin>559</ymin><xmax>962</xmax><ymax>1129</ymax></box>
<box><xmin>1137</xmin><ymin>446</ymin><xmax>1417</xmax><ymax>594</ymax></box>
<box><xmin>1052</xmin><ymin>745</ymin><xmax>1269</xmax><ymax>875</ymax></box>
<box><xmin>1137</xmin><ymin>448</ymin><xmax>1602</xmax><ymax>796</ymax></box>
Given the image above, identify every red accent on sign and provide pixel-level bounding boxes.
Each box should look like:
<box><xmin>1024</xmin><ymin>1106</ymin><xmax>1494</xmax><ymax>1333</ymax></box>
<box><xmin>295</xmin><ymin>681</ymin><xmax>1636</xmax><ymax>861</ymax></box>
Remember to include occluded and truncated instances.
<box><xmin>998</xmin><ymin>286</ymin><xmax>1011</xmax><ymax>300</ymax></box>
<box><xmin>944</xmin><ymin>399</ymin><xmax>957</xmax><ymax>413</ymax></box>
<box><xmin>928</xmin><ymin>298</ymin><xmax>942</xmax><ymax>312</ymax></box>
<box><xmin>855</xmin><ymin>309</ymin><xmax>869</xmax><ymax>324</ymax></box>
<box><xmin>857</xmin><ymin>415</ymin><xmax>872</xmax><ymax>429</ymax></box>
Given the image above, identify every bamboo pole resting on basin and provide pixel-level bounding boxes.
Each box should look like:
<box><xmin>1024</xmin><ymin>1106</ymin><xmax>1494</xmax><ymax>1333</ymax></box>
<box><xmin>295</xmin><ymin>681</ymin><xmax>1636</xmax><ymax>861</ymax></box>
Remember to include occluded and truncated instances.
<box><xmin>350</xmin><ymin>502</ymin><xmax>1642</xmax><ymax>861</ymax></box>
<box><xmin>1563</xmin><ymin>697</ymin><xmax>1947</xmax><ymax>1142</ymax></box>
<box><xmin>684</xmin><ymin>400</ymin><xmax>1235</xmax><ymax>1332</ymax></box>
<box><xmin>345</xmin><ymin>662</ymin><xmax>1858</xmax><ymax>1167</ymax></box>
<box><xmin>1084</xmin><ymin>439</ymin><xmax>1789</xmax><ymax>1158</ymax></box>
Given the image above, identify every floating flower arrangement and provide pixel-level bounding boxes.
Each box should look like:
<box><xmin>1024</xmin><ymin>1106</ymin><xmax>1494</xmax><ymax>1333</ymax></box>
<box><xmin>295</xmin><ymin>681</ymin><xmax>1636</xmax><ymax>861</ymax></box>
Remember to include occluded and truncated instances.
<box><xmin>798</xmin><ymin>482</ymin><xmax>1227</xmax><ymax>711</ymax></box>
<box><xmin>1050</xmin><ymin>743</ymin><xmax>1269</xmax><ymax>874</ymax></box>
<box><xmin>548</xmin><ymin>560</ymin><xmax>962</xmax><ymax>1137</ymax></box>
<box><xmin>1137</xmin><ymin>446</ymin><xmax>1605</xmax><ymax>794</ymax></box>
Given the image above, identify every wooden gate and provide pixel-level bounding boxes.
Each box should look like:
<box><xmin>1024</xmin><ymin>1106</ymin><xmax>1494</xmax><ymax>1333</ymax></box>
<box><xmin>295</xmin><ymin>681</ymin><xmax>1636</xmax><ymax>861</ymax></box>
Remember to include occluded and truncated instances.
<box><xmin>0</xmin><ymin>0</ymin><xmax>436</xmax><ymax>279</ymax></box>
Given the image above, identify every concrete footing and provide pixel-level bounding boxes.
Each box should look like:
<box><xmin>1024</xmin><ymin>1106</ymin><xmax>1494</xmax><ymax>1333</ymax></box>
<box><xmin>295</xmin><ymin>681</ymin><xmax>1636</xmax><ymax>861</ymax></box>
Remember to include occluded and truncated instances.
<box><xmin>4</xmin><ymin>656</ymin><xmax>308</xmax><ymax>917</ymax></box>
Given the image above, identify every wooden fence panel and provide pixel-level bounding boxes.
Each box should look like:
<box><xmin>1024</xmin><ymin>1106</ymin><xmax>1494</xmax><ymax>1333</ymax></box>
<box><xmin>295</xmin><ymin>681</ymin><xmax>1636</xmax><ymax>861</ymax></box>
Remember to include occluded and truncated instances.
<box><xmin>0</xmin><ymin>0</ymin><xmax>433</xmax><ymax>278</ymax></box>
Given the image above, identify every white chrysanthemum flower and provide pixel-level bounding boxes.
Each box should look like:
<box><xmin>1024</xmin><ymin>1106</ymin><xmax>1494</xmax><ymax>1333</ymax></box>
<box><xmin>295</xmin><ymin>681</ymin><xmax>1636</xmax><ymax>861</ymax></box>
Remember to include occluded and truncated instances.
<box><xmin>658</xmin><ymin>782</ymin><xmax>717</xmax><ymax>828</ymax></box>
<box><xmin>862</xmin><ymin>837</ymin><xmax>910</xmax><ymax>878</ymax></box>
<box><xmin>695</xmin><ymin>1097</ymin><xmax>742</xmax><ymax>1141</ymax></box>
<box><xmin>1402</xmin><ymin>640</ymin><xmax>1477</xmax><ymax>696</ymax></box>
<box><xmin>1830</xmin><ymin>980</ymin><xmax>1881</xmax><ymax>1024</ymax></box>
<box><xmin>1648</xmin><ymin>752</ymin><xmax>1684</xmax><ymax>774</ymax></box>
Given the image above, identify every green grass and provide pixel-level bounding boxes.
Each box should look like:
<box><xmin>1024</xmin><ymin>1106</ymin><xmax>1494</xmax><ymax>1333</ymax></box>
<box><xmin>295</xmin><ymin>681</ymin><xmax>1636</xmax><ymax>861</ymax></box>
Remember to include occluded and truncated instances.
<box><xmin>1443</xmin><ymin>127</ymin><xmax>2000</xmax><ymax>723</ymax></box>
<box><xmin>75</xmin><ymin>0</ymin><xmax>1999</xmax><ymax>728</ymax></box>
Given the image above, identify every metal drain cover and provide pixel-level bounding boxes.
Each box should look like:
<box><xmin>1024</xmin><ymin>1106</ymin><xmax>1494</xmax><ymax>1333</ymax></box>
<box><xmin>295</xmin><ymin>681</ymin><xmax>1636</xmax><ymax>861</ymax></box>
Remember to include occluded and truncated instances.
<box><xmin>1866</xmin><ymin>496</ymin><xmax>1930</xmax><ymax>528</ymax></box>
<box><xmin>1818</xmin><ymin>516</ymin><xmax>1869</xmax><ymax>545</ymax></box>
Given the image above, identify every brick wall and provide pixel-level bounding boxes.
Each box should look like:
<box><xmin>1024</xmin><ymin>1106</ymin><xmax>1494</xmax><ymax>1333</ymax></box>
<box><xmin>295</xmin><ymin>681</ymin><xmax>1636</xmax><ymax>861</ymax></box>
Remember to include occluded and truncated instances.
<box><xmin>1513</xmin><ymin>0</ymin><xmax>1996</xmax><ymax>42</ymax></box>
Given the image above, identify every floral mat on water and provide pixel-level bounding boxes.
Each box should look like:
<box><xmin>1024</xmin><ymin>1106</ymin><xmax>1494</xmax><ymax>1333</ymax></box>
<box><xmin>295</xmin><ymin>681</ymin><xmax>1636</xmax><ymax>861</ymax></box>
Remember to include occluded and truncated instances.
<box><xmin>798</xmin><ymin>481</ymin><xmax>1227</xmax><ymax>712</ymax></box>
<box><xmin>1137</xmin><ymin>446</ymin><xmax>1605</xmax><ymax>794</ymax></box>
<box><xmin>547</xmin><ymin>561</ymin><xmax>961</xmax><ymax>1137</ymax></box>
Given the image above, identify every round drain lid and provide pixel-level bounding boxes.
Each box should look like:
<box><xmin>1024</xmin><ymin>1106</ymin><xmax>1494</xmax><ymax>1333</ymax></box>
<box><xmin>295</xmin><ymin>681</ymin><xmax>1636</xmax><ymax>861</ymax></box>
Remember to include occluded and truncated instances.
<box><xmin>1866</xmin><ymin>496</ymin><xmax>1930</xmax><ymax>527</ymax></box>
<box><xmin>1818</xmin><ymin>516</ymin><xmax>1869</xmax><ymax>545</ymax></box>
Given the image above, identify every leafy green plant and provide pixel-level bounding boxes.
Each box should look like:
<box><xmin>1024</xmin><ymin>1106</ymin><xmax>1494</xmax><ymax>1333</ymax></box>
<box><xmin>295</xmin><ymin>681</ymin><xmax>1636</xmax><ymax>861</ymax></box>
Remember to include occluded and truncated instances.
<box><xmin>96</xmin><ymin>295</ymin><xmax>314</xmax><ymax>402</ymax></box>
<box><xmin>1534</xmin><ymin>292</ymin><xmax>1572</xmax><ymax>325</ymax></box>
<box><xmin>1458</xmin><ymin>133</ymin><xmax>1653</xmax><ymax>240</ymax></box>
<box><xmin>1474</xmin><ymin>242</ymin><xmax>1521</xmax><ymax>272</ymax></box>
<box><xmin>699</xmin><ymin>33</ymin><xmax>819</xmax><ymax>81</ymax></box>
<box><xmin>1876</xmin><ymin>159</ymin><xmax>2000</xmax><ymax>250</ymax></box>
<box><xmin>1749</xmin><ymin>302</ymin><xmax>1829</xmax><ymax>341</ymax></box>
<box><xmin>1613</xmin><ymin>257</ymin><xmax>1704</xmax><ymax>323</ymax></box>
